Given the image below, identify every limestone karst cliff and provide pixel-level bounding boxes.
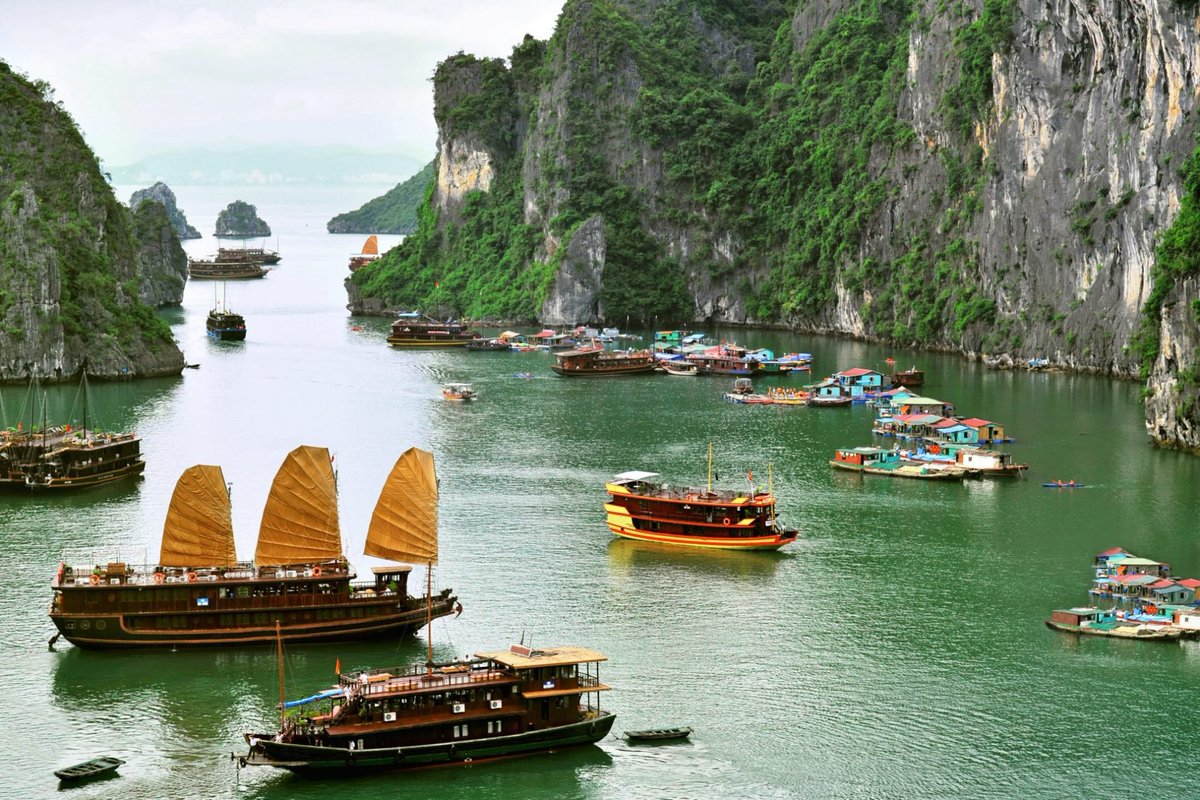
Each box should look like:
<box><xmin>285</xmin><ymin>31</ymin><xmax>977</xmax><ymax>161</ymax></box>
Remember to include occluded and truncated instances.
<box><xmin>131</xmin><ymin>199</ymin><xmax>188</xmax><ymax>308</ymax></box>
<box><xmin>327</xmin><ymin>160</ymin><xmax>436</xmax><ymax>234</ymax></box>
<box><xmin>349</xmin><ymin>0</ymin><xmax>1200</xmax><ymax>450</ymax></box>
<box><xmin>0</xmin><ymin>62</ymin><xmax>183</xmax><ymax>382</ymax></box>
<box><xmin>214</xmin><ymin>200</ymin><xmax>271</xmax><ymax>237</ymax></box>
<box><xmin>129</xmin><ymin>182</ymin><xmax>201</xmax><ymax>239</ymax></box>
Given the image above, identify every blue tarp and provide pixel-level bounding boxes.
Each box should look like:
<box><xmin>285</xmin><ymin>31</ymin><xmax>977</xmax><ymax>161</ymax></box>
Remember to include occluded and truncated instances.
<box><xmin>283</xmin><ymin>687</ymin><xmax>343</xmax><ymax>708</ymax></box>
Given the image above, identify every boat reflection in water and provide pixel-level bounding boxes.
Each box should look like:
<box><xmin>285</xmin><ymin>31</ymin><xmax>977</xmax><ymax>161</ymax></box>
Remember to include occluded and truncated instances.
<box><xmin>605</xmin><ymin>538</ymin><xmax>785</xmax><ymax>580</ymax></box>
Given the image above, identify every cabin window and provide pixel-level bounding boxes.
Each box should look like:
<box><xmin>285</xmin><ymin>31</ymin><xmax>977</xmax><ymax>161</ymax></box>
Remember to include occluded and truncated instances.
<box><xmin>487</xmin><ymin>720</ymin><xmax>501</xmax><ymax>734</ymax></box>
<box><xmin>452</xmin><ymin>724</ymin><xmax>468</xmax><ymax>739</ymax></box>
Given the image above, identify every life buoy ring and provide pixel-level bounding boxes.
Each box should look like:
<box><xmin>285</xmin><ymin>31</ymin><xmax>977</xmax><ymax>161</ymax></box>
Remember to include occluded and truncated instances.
<box><xmin>722</xmin><ymin>517</ymin><xmax>732</xmax><ymax>526</ymax></box>
<box><xmin>154</xmin><ymin>572</ymin><xmax>165</xmax><ymax>584</ymax></box>
<box><xmin>312</xmin><ymin>566</ymin><xmax>322</xmax><ymax>578</ymax></box>
<box><xmin>89</xmin><ymin>574</ymin><xmax>100</xmax><ymax>586</ymax></box>
<box><xmin>187</xmin><ymin>571</ymin><xmax>198</xmax><ymax>582</ymax></box>
<box><xmin>929</xmin><ymin>444</ymin><xmax>941</xmax><ymax>454</ymax></box>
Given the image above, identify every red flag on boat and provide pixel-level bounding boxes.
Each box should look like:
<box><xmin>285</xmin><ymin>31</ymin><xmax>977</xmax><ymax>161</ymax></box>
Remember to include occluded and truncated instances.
<box><xmin>335</xmin><ymin>658</ymin><xmax>341</xmax><ymax>675</ymax></box>
<box><xmin>748</xmin><ymin>470</ymin><xmax>753</xmax><ymax>482</ymax></box>
<box><xmin>886</xmin><ymin>357</ymin><xmax>896</xmax><ymax>364</ymax></box>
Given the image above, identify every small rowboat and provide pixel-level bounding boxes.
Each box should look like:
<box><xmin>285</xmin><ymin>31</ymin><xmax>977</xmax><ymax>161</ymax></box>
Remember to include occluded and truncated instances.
<box><xmin>55</xmin><ymin>756</ymin><xmax>125</xmax><ymax>783</ymax></box>
<box><xmin>624</xmin><ymin>727</ymin><xmax>692</xmax><ymax>742</ymax></box>
<box><xmin>1043</xmin><ymin>482</ymin><xmax>1084</xmax><ymax>488</ymax></box>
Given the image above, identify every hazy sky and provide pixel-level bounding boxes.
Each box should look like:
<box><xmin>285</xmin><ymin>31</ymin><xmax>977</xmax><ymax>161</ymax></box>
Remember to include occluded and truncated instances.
<box><xmin>0</xmin><ymin>0</ymin><xmax>563</xmax><ymax>167</ymax></box>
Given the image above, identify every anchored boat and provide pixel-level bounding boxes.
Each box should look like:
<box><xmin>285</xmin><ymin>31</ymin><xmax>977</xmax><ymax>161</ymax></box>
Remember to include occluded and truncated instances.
<box><xmin>604</xmin><ymin>449</ymin><xmax>798</xmax><ymax>551</ymax></box>
<box><xmin>48</xmin><ymin>446</ymin><xmax>456</xmax><ymax>648</ymax></box>
<box><xmin>238</xmin><ymin>642</ymin><xmax>614</xmax><ymax>774</ymax></box>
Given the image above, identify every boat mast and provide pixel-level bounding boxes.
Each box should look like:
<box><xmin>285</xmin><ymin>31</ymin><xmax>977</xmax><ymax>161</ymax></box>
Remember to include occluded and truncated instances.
<box><xmin>707</xmin><ymin>442</ymin><xmax>713</xmax><ymax>493</ymax></box>
<box><xmin>425</xmin><ymin>561</ymin><xmax>433</xmax><ymax>676</ymax></box>
<box><xmin>276</xmin><ymin>619</ymin><xmax>285</xmax><ymax>731</ymax></box>
<box><xmin>768</xmin><ymin>464</ymin><xmax>775</xmax><ymax>530</ymax></box>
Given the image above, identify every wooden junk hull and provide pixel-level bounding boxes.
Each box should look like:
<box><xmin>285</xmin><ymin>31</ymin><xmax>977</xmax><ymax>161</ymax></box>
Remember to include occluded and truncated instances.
<box><xmin>241</xmin><ymin>712</ymin><xmax>615</xmax><ymax>774</ymax></box>
<box><xmin>27</xmin><ymin>459</ymin><xmax>146</xmax><ymax>491</ymax></box>
<box><xmin>187</xmin><ymin>262</ymin><xmax>269</xmax><ymax>280</ymax></box>
<box><xmin>387</xmin><ymin>335</ymin><xmax>478</xmax><ymax>347</ymax></box>
<box><xmin>50</xmin><ymin>591</ymin><xmax>456</xmax><ymax>649</ymax></box>
<box><xmin>550</xmin><ymin>362</ymin><xmax>656</xmax><ymax>377</ymax></box>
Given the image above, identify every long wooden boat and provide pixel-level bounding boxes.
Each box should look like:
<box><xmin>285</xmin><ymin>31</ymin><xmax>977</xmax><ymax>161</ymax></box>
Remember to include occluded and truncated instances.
<box><xmin>55</xmin><ymin>756</ymin><xmax>125</xmax><ymax>783</ymax></box>
<box><xmin>659</xmin><ymin>359</ymin><xmax>698</xmax><ymax>376</ymax></box>
<box><xmin>217</xmin><ymin>246</ymin><xmax>281</xmax><ymax>265</ymax></box>
<box><xmin>604</xmin><ymin>470</ymin><xmax>798</xmax><ymax>550</ymax></box>
<box><xmin>49</xmin><ymin>447</ymin><xmax>456</xmax><ymax>648</ymax></box>
<box><xmin>238</xmin><ymin>643</ymin><xmax>614</xmax><ymax>774</ymax></box>
<box><xmin>624</xmin><ymin>727</ymin><xmax>692</xmax><ymax>742</ymax></box>
<box><xmin>552</xmin><ymin>346</ymin><xmax>656</xmax><ymax>376</ymax></box>
<box><xmin>4</xmin><ymin>375</ymin><xmax>145</xmax><ymax>492</ymax></box>
<box><xmin>207</xmin><ymin>309</ymin><xmax>247</xmax><ymax>341</ymax></box>
<box><xmin>891</xmin><ymin>368</ymin><xmax>925</xmax><ymax>387</ymax></box>
<box><xmin>188</xmin><ymin>258</ymin><xmax>269</xmax><ymax>279</ymax></box>
<box><xmin>387</xmin><ymin>314</ymin><xmax>479</xmax><ymax>347</ymax></box>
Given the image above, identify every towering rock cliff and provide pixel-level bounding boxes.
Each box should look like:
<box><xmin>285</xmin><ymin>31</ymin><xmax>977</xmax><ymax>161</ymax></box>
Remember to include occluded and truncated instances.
<box><xmin>130</xmin><ymin>199</ymin><xmax>188</xmax><ymax>307</ymax></box>
<box><xmin>0</xmin><ymin>62</ymin><xmax>183</xmax><ymax>383</ymax></box>
<box><xmin>327</xmin><ymin>160</ymin><xmax>436</xmax><ymax>234</ymax></box>
<box><xmin>351</xmin><ymin>0</ymin><xmax>1200</xmax><ymax>449</ymax></box>
<box><xmin>129</xmin><ymin>182</ymin><xmax>201</xmax><ymax>239</ymax></box>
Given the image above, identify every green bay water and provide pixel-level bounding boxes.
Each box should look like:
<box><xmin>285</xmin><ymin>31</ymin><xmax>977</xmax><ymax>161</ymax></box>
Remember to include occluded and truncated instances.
<box><xmin>3</xmin><ymin>185</ymin><xmax>1200</xmax><ymax>799</ymax></box>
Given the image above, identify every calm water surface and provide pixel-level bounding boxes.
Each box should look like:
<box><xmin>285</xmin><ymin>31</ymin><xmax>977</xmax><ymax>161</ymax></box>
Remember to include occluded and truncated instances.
<box><xmin>3</xmin><ymin>185</ymin><xmax>1200</xmax><ymax>799</ymax></box>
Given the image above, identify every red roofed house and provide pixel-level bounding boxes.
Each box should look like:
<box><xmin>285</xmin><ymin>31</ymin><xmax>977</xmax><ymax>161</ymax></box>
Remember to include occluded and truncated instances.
<box><xmin>958</xmin><ymin>418</ymin><xmax>1008</xmax><ymax>443</ymax></box>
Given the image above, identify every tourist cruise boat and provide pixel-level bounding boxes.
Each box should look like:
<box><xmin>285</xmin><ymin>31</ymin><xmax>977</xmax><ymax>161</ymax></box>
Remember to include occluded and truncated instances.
<box><xmin>603</xmin><ymin>469</ymin><xmax>798</xmax><ymax>550</ymax></box>
<box><xmin>238</xmin><ymin>642</ymin><xmax>614</xmax><ymax>774</ymax></box>
<box><xmin>387</xmin><ymin>313</ymin><xmax>479</xmax><ymax>347</ymax></box>
<box><xmin>188</xmin><ymin>257</ymin><xmax>269</xmax><ymax>279</ymax></box>
<box><xmin>206</xmin><ymin>308</ymin><xmax>246</xmax><ymax>341</ymax></box>
<box><xmin>551</xmin><ymin>344</ymin><xmax>656</xmax><ymax>376</ymax></box>
<box><xmin>48</xmin><ymin>446</ymin><xmax>456</xmax><ymax>647</ymax></box>
<box><xmin>217</xmin><ymin>246</ymin><xmax>282</xmax><ymax>265</ymax></box>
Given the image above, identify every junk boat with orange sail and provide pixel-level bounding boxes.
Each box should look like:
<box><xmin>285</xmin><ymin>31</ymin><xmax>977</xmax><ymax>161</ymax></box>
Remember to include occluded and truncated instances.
<box><xmin>48</xmin><ymin>446</ymin><xmax>456</xmax><ymax>648</ymax></box>
<box><xmin>603</xmin><ymin>448</ymin><xmax>797</xmax><ymax>550</ymax></box>
<box><xmin>349</xmin><ymin>235</ymin><xmax>380</xmax><ymax>272</ymax></box>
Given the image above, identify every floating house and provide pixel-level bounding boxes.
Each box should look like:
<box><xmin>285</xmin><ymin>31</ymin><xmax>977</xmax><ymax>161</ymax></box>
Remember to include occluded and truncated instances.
<box><xmin>958</xmin><ymin>418</ymin><xmax>1011</xmax><ymax>444</ymax></box>
<box><xmin>895</xmin><ymin>396</ymin><xmax>956</xmax><ymax>417</ymax></box>
<box><xmin>835</xmin><ymin>368</ymin><xmax>887</xmax><ymax>397</ymax></box>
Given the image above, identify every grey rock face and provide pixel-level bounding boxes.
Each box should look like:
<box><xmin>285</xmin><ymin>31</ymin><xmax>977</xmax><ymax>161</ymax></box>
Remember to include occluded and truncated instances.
<box><xmin>214</xmin><ymin>200</ymin><xmax>271</xmax><ymax>237</ymax></box>
<box><xmin>131</xmin><ymin>200</ymin><xmax>188</xmax><ymax>307</ymax></box>
<box><xmin>129</xmin><ymin>182</ymin><xmax>201</xmax><ymax>239</ymax></box>
<box><xmin>541</xmin><ymin>215</ymin><xmax>606</xmax><ymax>324</ymax></box>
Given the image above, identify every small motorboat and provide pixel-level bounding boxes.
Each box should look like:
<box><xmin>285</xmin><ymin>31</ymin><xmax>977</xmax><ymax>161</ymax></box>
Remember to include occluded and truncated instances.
<box><xmin>624</xmin><ymin>727</ymin><xmax>692</xmax><ymax>743</ymax></box>
<box><xmin>442</xmin><ymin>383</ymin><xmax>477</xmax><ymax>401</ymax></box>
<box><xmin>54</xmin><ymin>756</ymin><xmax>125</xmax><ymax>783</ymax></box>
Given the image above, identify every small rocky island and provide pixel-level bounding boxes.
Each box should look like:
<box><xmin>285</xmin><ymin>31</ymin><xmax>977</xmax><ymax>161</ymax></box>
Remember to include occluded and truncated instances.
<box><xmin>129</xmin><ymin>182</ymin><xmax>200</xmax><ymax>239</ymax></box>
<box><xmin>214</xmin><ymin>200</ymin><xmax>271</xmax><ymax>237</ymax></box>
<box><xmin>0</xmin><ymin>62</ymin><xmax>184</xmax><ymax>382</ymax></box>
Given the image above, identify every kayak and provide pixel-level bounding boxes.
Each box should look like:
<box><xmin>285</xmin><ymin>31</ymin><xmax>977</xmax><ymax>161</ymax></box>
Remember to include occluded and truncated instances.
<box><xmin>1043</xmin><ymin>482</ymin><xmax>1085</xmax><ymax>488</ymax></box>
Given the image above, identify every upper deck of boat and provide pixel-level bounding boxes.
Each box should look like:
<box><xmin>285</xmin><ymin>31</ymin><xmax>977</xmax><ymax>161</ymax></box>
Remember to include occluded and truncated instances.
<box><xmin>606</xmin><ymin>472</ymin><xmax>775</xmax><ymax>507</ymax></box>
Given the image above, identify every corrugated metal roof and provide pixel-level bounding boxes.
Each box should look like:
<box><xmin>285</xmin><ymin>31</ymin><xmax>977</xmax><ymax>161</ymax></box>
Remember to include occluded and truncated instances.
<box><xmin>1096</xmin><ymin>547</ymin><xmax>1131</xmax><ymax>557</ymax></box>
<box><xmin>1177</xmin><ymin>578</ymin><xmax>1200</xmax><ymax>588</ymax></box>
<box><xmin>837</xmin><ymin>367</ymin><xmax>877</xmax><ymax>377</ymax></box>
<box><xmin>958</xmin><ymin>417</ymin><xmax>995</xmax><ymax>427</ymax></box>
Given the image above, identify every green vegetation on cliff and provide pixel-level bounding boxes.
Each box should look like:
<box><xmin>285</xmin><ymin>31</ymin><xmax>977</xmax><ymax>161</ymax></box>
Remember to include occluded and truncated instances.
<box><xmin>326</xmin><ymin>160</ymin><xmax>436</xmax><ymax>235</ymax></box>
<box><xmin>0</xmin><ymin>62</ymin><xmax>174</xmax><ymax>365</ymax></box>
<box><xmin>214</xmin><ymin>200</ymin><xmax>270</xmax><ymax>237</ymax></box>
<box><xmin>352</xmin><ymin>0</ymin><xmax>1017</xmax><ymax>332</ymax></box>
<box><xmin>1135</xmin><ymin>136</ymin><xmax>1200</xmax><ymax>381</ymax></box>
